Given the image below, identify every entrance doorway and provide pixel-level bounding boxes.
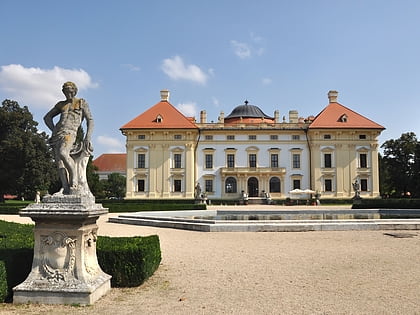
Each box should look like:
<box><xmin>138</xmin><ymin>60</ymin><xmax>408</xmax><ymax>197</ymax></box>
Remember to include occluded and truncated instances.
<box><xmin>248</xmin><ymin>177</ymin><xmax>259</xmax><ymax>197</ymax></box>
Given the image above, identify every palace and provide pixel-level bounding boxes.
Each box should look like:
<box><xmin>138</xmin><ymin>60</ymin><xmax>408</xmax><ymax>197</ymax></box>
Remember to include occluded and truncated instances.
<box><xmin>120</xmin><ymin>90</ymin><xmax>384</xmax><ymax>201</ymax></box>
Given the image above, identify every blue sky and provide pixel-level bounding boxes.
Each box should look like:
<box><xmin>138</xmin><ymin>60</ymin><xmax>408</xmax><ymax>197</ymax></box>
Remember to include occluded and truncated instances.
<box><xmin>1</xmin><ymin>0</ymin><xmax>420</xmax><ymax>157</ymax></box>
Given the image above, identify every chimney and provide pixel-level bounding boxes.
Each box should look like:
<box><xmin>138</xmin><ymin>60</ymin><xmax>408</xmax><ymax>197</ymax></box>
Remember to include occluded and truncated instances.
<box><xmin>160</xmin><ymin>89</ymin><xmax>170</xmax><ymax>101</ymax></box>
<box><xmin>327</xmin><ymin>90</ymin><xmax>338</xmax><ymax>103</ymax></box>
<box><xmin>200</xmin><ymin>110</ymin><xmax>207</xmax><ymax>123</ymax></box>
<box><xmin>274</xmin><ymin>110</ymin><xmax>279</xmax><ymax>123</ymax></box>
<box><xmin>289</xmin><ymin>110</ymin><xmax>298</xmax><ymax>123</ymax></box>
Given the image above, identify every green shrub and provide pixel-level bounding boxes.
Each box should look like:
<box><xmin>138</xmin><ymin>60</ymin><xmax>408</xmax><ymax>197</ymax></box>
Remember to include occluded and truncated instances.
<box><xmin>0</xmin><ymin>260</ymin><xmax>7</xmax><ymax>302</ymax></box>
<box><xmin>352</xmin><ymin>198</ymin><xmax>420</xmax><ymax>209</ymax></box>
<box><xmin>0</xmin><ymin>221</ymin><xmax>34</xmax><ymax>302</ymax></box>
<box><xmin>97</xmin><ymin>235</ymin><xmax>161</xmax><ymax>287</ymax></box>
<box><xmin>0</xmin><ymin>201</ymin><xmax>32</xmax><ymax>215</ymax></box>
<box><xmin>0</xmin><ymin>200</ymin><xmax>207</xmax><ymax>215</ymax></box>
<box><xmin>0</xmin><ymin>220</ymin><xmax>161</xmax><ymax>302</ymax></box>
<box><xmin>102</xmin><ymin>202</ymin><xmax>206</xmax><ymax>213</ymax></box>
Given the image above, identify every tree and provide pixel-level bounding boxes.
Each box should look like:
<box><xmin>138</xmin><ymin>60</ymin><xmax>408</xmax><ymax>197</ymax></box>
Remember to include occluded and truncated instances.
<box><xmin>86</xmin><ymin>156</ymin><xmax>105</xmax><ymax>198</ymax></box>
<box><xmin>0</xmin><ymin>99</ymin><xmax>57</xmax><ymax>201</ymax></box>
<box><xmin>380</xmin><ymin>132</ymin><xmax>419</xmax><ymax>197</ymax></box>
<box><xmin>104</xmin><ymin>173</ymin><xmax>126</xmax><ymax>199</ymax></box>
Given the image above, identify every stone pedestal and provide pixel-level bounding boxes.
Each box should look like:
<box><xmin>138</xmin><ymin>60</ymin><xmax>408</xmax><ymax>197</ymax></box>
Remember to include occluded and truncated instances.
<box><xmin>13</xmin><ymin>195</ymin><xmax>111</xmax><ymax>305</ymax></box>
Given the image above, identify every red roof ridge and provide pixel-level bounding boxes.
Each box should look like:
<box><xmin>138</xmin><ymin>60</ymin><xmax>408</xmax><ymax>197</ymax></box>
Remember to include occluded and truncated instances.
<box><xmin>121</xmin><ymin>100</ymin><xmax>198</xmax><ymax>130</ymax></box>
<box><xmin>309</xmin><ymin>102</ymin><xmax>385</xmax><ymax>129</ymax></box>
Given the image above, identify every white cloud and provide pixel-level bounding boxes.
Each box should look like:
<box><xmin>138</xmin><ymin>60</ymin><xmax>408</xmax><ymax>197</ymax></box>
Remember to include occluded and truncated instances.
<box><xmin>96</xmin><ymin>135</ymin><xmax>125</xmax><ymax>153</ymax></box>
<box><xmin>176</xmin><ymin>102</ymin><xmax>197</xmax><ymax>117</ymax></box>
<box><xmin>212</xmin><ymin>97</ymin><xmax>220</xmax><ymax>107</ymax></box>
<box><xmin>230</xmin><ymin>40</ymin><xmax>251</xmax><ymax>59</ymax></box>
<box><xmin>122</xmin><ymin>64</ymin><xmax>141</xmax><ymax>71</ymax></box>
<box><xmin>231</xmin><ymin>33</ymin><xmax>266</xmax><ymax>59</ymax></box>
<box><xmin>262</xmin><ymin>77</ymin><xmax>272</xmax><ymax>85</ymax></box>
<box><xmin>161</xmin><ymin>56</ymin><xmax>208</xmax><ymax>85</ymax></box>
<box><xmin>250</xmin><ymin>32</ymin><xmax>263</xmax><ymax>42</ymax></box>
<box><xmin>0</xmin><ymin>64</ymin><xmax>98</xmax><ymax>109</ymax></box>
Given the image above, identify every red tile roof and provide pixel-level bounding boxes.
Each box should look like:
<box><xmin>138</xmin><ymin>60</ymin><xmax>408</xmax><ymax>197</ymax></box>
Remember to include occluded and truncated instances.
<box><xmin>309</xmin><ymin>102</ymin><xmax>385</xmax><ymax>129</ymax></box>
<box><xmin>121</xmin><ymin>101</ymin><xmax>198</xmax><ymax>130</ymax></box>
<box><xmin>93</xmin><ymin>153</ymin><xmax>126</xmax><ymax>172</ymax></box>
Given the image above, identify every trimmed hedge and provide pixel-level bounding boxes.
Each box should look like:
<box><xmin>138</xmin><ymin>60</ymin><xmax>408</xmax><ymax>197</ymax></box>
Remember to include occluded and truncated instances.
<box><xmin>0</xmin><ymin>260</ymin><xmax>7</xmax><ymax>302</ymax></box>
<box><xmin>0</xmin><ymin>200</ymin><xmax>206</xmax><ymax>214</ymax></box>
<box><xmin>352</xmin><ymin>198</ymin><xmax>420</xmax><ymax>209</ymax></box>
<box><xmin>0</xmin><ymin>220</ymin><xmax>161</xmax><ymax>302</ymax></box>
<box><xmin>0</xmin><ymin>221</ymin><xmax>34</xmax><ymax>302</ymax></box>
<box><xmin>0</xmin><ymin>202</ymin><xmax>31</xmax><ymax>215</ymax></box>
<box><xmin>102</xmin><ymin>202</ymin><xmax>206</xmax><ymax>213</ymax></box>
<box><xmin>97</xmin><ymin>235</ymin><xmax>161</xmax><ymax>287</ymax></box>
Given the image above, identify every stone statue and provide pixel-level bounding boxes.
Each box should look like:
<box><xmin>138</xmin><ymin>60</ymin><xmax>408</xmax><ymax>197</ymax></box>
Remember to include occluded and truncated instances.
<box><xmin>352</xmin><ymin>179</ymin><xmax>361</xmax><ymax>199</ymax></box>
<box><xmin>44</xmin><ymin>82</ymin><xmax>94</xmax><ymax>196</ymax></box>
<box><xmin>194</xmin><ymin>183</ymin><xmax>202</xmax><ymax>200</ymax></box>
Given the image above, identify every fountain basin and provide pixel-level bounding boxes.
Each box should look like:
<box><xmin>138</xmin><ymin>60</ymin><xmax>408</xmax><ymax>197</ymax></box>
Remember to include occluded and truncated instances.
<box><xmin>109</xmin><ymin>209</ymin><xmax>420</xmax><ymax>232</ymax></box>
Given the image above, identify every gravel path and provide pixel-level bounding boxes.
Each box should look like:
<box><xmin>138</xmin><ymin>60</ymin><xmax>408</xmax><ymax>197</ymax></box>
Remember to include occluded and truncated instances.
<box><xmin>1</xmin><ymin>207</ymin><xmax>420</xmax><ymax>314</ymax></box>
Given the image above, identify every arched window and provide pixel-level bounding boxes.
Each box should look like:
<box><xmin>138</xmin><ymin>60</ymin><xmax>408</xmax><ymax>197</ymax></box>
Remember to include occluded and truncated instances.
<box><xmin>269</xmin><ymin>177</ymin><xmax>281</xmax><ymax>193</ymax></box>
<box><xmin>225</xmin><ymin>177</ymin><xmax>237</xmax><ymax>193</ymax></box>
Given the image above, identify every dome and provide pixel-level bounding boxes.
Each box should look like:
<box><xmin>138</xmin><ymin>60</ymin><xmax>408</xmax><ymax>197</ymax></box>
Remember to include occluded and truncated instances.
<box><xmin>225</xmin><ymin>100</ymin><xmax>273</xmax><ymax>120</ymax></box>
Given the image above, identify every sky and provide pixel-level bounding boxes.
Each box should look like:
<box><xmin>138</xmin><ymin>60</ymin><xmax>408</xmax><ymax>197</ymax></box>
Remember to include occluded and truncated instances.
<box><xmin>1</xmin><ymin>0</ymin><xmax>420</xmax><ymax>157</ymax></box>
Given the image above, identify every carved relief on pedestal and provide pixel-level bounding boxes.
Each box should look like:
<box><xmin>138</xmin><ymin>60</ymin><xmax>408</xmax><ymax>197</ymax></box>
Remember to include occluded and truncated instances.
<box><xmin>40</xmin><ymin>232</ymin><xmax>76</xmax><ymax>283</ymax></box>
<box><xmin>84</xmin><ymin>231</ymin><xmax>99</xmax><ymax>276</ymax></box>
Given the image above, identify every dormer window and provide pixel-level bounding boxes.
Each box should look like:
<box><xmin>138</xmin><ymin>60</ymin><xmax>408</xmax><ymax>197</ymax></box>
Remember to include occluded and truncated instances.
<box><xmin>156</xmin><ymin>115</ymin><xmax>163</xmax><ymax>123</ymax></box>
<box><xmin>339</xmin><ymin>114</ymin><xmax>348</xmax><ymax>123</ymax></box>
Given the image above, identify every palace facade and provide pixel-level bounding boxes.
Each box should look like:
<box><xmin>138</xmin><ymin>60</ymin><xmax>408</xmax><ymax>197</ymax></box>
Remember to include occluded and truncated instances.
<box><xmin>120</xmin><ymin>90</ymin><xmax>384</xmax><ymax>201</ymax></box>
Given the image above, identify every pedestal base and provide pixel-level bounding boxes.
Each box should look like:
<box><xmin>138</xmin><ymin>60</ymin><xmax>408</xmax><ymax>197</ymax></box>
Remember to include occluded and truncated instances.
<box><xmin>13</xmin><ymin>195</ymin><xmax>111</xmax><ymax>305</ymax></box>
<box><xmin>13</xmin><ymin>273</ymin><xmax>111</xmax><ymax>305</ymax></box>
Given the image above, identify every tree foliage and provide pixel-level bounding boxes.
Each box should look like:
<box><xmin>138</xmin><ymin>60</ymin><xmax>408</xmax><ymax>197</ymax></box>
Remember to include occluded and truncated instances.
<box><xmin>0</xmin><ymin>100</ymin><xmax>57</xmax><ymax>201</ymax></box>
<box><xmin>380</xmin><ymin>132</ymin><xmax>420</xmax><ymax>197</ymax></box>
<box><xmin>86</xmin><ymin>156</ymin><xmax>105</xmax><ymax>198</ymax></box>
<box><xmin>104</xmin><ymin>173</ymin><xmax>126</xmax><ymax>199</ymax></box>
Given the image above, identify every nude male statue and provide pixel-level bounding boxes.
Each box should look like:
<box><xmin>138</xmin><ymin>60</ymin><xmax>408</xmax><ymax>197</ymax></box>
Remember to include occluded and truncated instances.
<box><xmin>44</xmin><ymin>82</ymin><xmax>94</xmax><ymax>195</ymax></box>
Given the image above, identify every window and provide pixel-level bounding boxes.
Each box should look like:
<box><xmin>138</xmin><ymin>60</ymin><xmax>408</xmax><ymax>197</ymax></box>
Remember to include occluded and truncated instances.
<box><xmin>339</xmin><ymin>114</ymin><xmax>348</xmax><ymax>122</ymax></box>
<box><xmin>205</xmin><ymin>154</ymin><xmax>213</xmax><ymax>169</ymax></box>
<box><xmin>249</xmin><ymin>135</ymin><xmax>257</xmax><ymax>140</ymax></box>
<box><xmin>174</xmin><ymin>179</ymin><xmax>182</xmax><ymax>192</ymax></box>
<box><xmin>271</xmin><ymin>154</ymin><xmax>279</xmax><ymax>168</ymax></box>
<box><xmin>292</xmin><ymin>135</ymin><xmax>300</xmax><ymax>140</ymax></box>
<box><xmin>205</xmin><ymin>135</ymin><xmax>213</xmax><ymax>140</ymax></box>
<box><xmin>324</xmin><ymin>179</ymin><xmax>332</xmax><ymax>192</ymax></box>
<box><xmin>227</xmin><ymin>154</ymin><xmax>235</xmax><ymax>168</ymax></box>
<box><xmin>137</xmin><ymin>154</ymin><xmax>145</xmax><ymax>168</ymax></box>
<box><xmin>359</xmin><ymin>134</ymin><xmax>367</xmax><ymax>140</ymax></box>
<box><xmin>227</xmin><ymin>135</ymin><xmax>235</xmax><ymax>140</ymax></box>
<box><xmin>360</xmin><ymin>179</ymin><xmax>368</xmax><ymax>191</ymax></box>
<box><xmin>324</xmin><ymin>134</ymin><xmax>331</xmax><ymax>139</ymax></box>
<box><xmin>270</xmin><ymin>135</ymin><xmax>278</xmax><ymax>140</ymax></box>
<box><xmin>156</xmin><ymin>115</ymin><xmax>163</xmax><ymax>123</ymax></box>
<box><xmin>324</xmin><ymin>153</ymin><xmax>332</xmax><ymax>168</ymax></box>
<box><xmin>249</xmin><ymin>154</ymin><xmax>257</xmax><ymax>168</ymax></box>
<box><xmin>137</xmin><ymin>179</ymin><xmax>145</xmax><ymax>192</ymax></box>
<box><xmin>292</xmin><ymin>154</ymin><xmax>300</xmax><ymax>169</ymax></box>
<box><xmin>293</xmin><ymin>179</ymin><xmax>301</xmax><ymax>190</ymax></box>
<box><xmin>174</xmin><ymin>134</ymin><xmax>182</xmax><ymax>140</ymax></box>
<box><xmin>359</xmin><ymin>153</ymin><xmax>367</xmax><ymax>168</ymax></box>
<box><xmin>174</xmin><ymin>154</ymin><xmax>182</xmax><ymax>168</ymax></box>
<box><xmin>205</xmin><ymin>179</ymin><xmax>213</xmax><ymax>192</ymax></box>
<box><xmin>269</xmin><ymin>177</ymin><xmax>281</xmax><ymax>193</ymax></box>
<box><xmin>225</xmin><ymin>177</ymin><xmax>237</xmax><ymax>193</ymax></box>
<box><xmin>138</xmin><ymin>135</ymin><xmax>145</xmax><ymax>140</ymax></box>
